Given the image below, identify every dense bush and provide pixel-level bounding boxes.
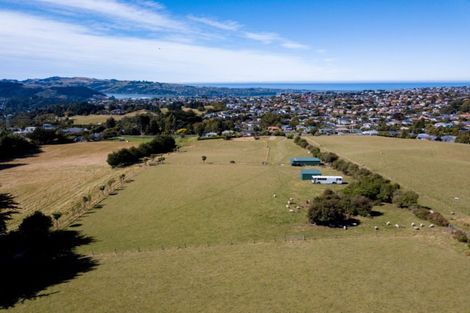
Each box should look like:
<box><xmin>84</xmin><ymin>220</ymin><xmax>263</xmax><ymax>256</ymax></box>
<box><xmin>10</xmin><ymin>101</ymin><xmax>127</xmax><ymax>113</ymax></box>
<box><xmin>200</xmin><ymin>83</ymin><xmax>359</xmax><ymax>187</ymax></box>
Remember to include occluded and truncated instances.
<box><xmin>392</xmin><ymin>190</ymin><xmax>419</xmax><ymax>208</ymax></box>
<box><xmin>319</xmin><ymin>152</ymin><xmax>339</xmax><ymax>163</ymax></box>
<box><xmin>308</xmin><ymin>190</ymin><xmax>346</xmax><ymax>226</ymax></box>
<box><xmin>426</xmin><ymin>211</ymin><xmax>450</xmax><ymax>227</ymax></box>
<box><xmin>28</xmin><ymin>128</ymin><xmax>69</xmax><ymax>145</ymax></box>
<box><xmin>107</xmin><ymin>135</ymin><xmax>176</xmax><ymax>167</ymax></box>
<box><xmin>0</xmin><ymin>133</ymin><xmax>38</xmax><ymax>160</ymax></box>
<box><xmin>308</xmin><ymin>190</ymin><xmax>372</xmax><ymax>226</ymax></box>
<box><xmin>453</xmin><ymin>230</ymin><xmax>468</xmax><ymax>243</ymax></box>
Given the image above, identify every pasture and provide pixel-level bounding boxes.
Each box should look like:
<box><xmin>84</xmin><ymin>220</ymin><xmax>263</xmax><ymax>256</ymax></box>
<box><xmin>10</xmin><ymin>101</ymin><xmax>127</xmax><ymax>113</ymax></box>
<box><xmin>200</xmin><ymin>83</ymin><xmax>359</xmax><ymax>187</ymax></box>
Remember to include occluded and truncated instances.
<box><xmin>69</xmin><ymin>109</ymin><xmax>155</xmax><ymax>125</ymax></box>
<box><xmin>0</xmin><ymin>141</ymin><xmax>136</xmax><ymax>226</ymax></box>
<box><xmin>308</xmin><ymin>136</ymin><xmax>470</xmax><ymax>229</ymax></box>
<box><xmin>5</xmin><ymin>137</ymin><xmax>469</xmax><ymax>313</ymax></box>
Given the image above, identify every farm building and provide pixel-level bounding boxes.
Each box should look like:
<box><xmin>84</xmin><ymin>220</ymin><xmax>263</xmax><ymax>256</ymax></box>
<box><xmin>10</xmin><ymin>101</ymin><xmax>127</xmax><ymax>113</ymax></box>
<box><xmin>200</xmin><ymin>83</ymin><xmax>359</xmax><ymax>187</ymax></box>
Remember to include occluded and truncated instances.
<box><xmin>300</xmin><ymin>169</ymin><xmax>322</xmax><ymax>180</ymax></box>
<box><xmin>290</xmin><ymin>157</ymin><xmax>321</xmax><ymax>166</ymax></box>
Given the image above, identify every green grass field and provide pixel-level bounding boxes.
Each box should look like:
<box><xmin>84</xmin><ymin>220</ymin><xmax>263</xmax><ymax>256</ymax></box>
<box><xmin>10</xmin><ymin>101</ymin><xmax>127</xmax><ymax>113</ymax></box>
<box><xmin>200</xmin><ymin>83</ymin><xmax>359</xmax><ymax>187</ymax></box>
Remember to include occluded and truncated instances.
<box><xmin>308</xmin><ymin>136</ymin><xmax>470</xmax><ymax>229</ymax></box>
<box><xmin>6</xmin><ymin>137</ymin><xmax>470</xmax><ymax>313</ymax></box>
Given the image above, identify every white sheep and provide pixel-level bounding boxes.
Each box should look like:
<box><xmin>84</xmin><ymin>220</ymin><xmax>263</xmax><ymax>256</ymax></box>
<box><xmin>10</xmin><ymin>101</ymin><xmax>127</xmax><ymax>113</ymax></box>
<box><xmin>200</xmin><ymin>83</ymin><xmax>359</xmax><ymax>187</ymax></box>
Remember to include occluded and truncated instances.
<box><xmin>429</xmin><ymin>210</ymin><xmax>434</xmax><ymax>214</ymax></box>
<box><xmin>289</xmin><ymin>209</ymin><xmax>295</xmax><ymax>213</ymax></box>
<box><xmin>413</xmin><ymin>226</ymin><xmax>420</xmax><ymax>230</ymax></box>
<box><xmin>386</xmin><ymin>221</ymin><xmax>391</xmax><ymax>226</ymax></box>
<box><xmin>429</xmin><ymin>224</ymin><xmax>435</xmax><ymax>228</ymax></box>
<box><xmin>285</xmin><ymin>205</ymin><xmax>290</xmax><ymax>209</ymax></box>
<box><xmin>296</xmin><ymin>206</ymin><xmax>301</xmax><ymax>210</ymax></box>
<box><xmin>343</xmin><ymin>226</ymin><xmax>348</xmax><ymax>230</ymax></box>
<box><xmin>411</xmin><ymin>222</ymin><xmax>416</xmax><ymax>227</ymax></box>
<box><xmin>395</xmin><ymin>224</ymin><xmax>400</xmax><ymax>228</ymax></box>
<box><xmin>287</xmin><ymin>200</ymin><xmax>292</xmax><ymax>205</ymax></box>
<box><xmin>374</xmin><ymin>226</ymin><xmax>379</xmax><ymax>230</ymax></box>
<box><xmin>420</xmin><ymin>223</ymin><xmax>425</xmax><ymax>227</ymax></box>
<box><xmin>273</xmin><ymin>194</ymin><xmax>277</xmax><ymax>198</ymax></box>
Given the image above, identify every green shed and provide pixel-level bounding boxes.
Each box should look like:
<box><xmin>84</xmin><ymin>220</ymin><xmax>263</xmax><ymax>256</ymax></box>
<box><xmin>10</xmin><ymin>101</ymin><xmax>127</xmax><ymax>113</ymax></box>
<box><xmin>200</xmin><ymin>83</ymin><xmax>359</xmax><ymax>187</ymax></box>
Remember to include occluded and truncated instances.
<box><xmin>290</xmin><ymin>157</ymin><xmax>321</xmax><ymax>166</ymax></box>
<box><xmin>300</xmin><ymin>169</ymin><xmax>322</xmax><ymax>180</ymax></box>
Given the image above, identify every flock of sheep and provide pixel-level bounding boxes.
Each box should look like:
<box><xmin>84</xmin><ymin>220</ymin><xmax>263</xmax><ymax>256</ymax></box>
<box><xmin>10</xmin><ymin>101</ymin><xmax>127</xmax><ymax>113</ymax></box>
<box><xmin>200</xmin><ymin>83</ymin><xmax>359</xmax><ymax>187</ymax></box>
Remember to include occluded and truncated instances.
<box><xmin>273</xmin><ymin>194</ymin><xmax>306</xmax><ymax>213</ymax></box>
<box><xmin>273</xmin><ymin>193</ymin><xmax>436</xmax><ymax>231</ymax></box>
<box><xmin>374</xmin><ymin>221</ymin><xmax>435</xmax><ymax>231</ymax></box>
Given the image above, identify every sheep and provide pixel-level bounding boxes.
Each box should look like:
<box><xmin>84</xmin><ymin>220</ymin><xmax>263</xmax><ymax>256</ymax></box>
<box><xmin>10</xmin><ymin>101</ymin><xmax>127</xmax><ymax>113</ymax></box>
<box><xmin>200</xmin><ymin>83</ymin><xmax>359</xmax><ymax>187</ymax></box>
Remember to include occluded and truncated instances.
<box><xmin>429</xmin><ymin>210</ymin><xmax>434</xmax><ymax>214</ymax></box>
<box><xmin>413</xmin><ymin>226</ymin><xmax>420</xmax><ymax>230</ymax></box>
<box><xmin>287</xmin><ymin>200</ymin><xmax>292</xmax><ymax>205</ymax></box>
<box><xmin>289</xmin><ymin>209</ymin><xmax>295</xmax><ymax>213</ymax></box>
<box><xmin>450</xmin><ymin>211</ymin><xmax>455</xmax><ymax>215</ymax></box>
<box><xmin>285</xmin><ymin>205</ymin><xmax>290</xmax><ymax>209</ymax></box>
<box><xmin>411</xmin><ymin>222</ymin><xmax>416</xmax><ymax>227</ymax></box>
<box><xmin>395</xmin><ymin>224</ymin><xmax>400</xmax><ymax>228</ymax></box>
<box><xmin>420</xmin><ymin>223</ymin><xmax>425</xmax><ymax>227</ymax></box>
<box><xmin>374</xmin><ymin>226</ymin><xmax>379</xmax><ymax>230</ymax></box>
<box><xmin>429</xmin><ymin>224</ymin><xmax>435</xmax><ymax>228</ymax></box>
<box><xmin>386</xmin><ymin>221</ymin><xmax>391</xmax><ymax>226</ymax></box>
<box><xmin>296</xmin><ymin>206</ymin><xmax>301</xmax><ymax>210</ymax></box>
<box><xmin>272</xmin><ymin>194</ymin><xmax>277</xmax><ymax>198</ymax></box>
<box><xmin>343</xmin><ymin>226</ymin><xmax>348</xmax><ymax>230</ymax></box>
<box><xmin>289</xmin><ymin>197</ymin><xmax>294</xmax><ymax>201</ymax></box>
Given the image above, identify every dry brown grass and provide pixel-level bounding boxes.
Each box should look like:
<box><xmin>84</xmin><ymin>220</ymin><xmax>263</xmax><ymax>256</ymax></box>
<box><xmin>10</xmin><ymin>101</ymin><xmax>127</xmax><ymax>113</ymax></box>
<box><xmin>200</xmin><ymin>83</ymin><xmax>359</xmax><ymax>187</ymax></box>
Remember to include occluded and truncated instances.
<box><xmin>0</xmin><ymin>141</ymin><xmax>137</xmax><ymax>226</ymax></box>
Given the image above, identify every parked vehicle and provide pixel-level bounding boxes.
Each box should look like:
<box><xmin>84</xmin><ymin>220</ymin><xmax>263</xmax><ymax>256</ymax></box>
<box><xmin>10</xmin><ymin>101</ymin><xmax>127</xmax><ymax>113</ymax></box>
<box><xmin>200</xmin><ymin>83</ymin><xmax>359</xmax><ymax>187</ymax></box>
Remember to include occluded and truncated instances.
<box><xmin>312</xmin><ymin>176</ymin><xmax>343</xmax><ymax>184</ymax></box>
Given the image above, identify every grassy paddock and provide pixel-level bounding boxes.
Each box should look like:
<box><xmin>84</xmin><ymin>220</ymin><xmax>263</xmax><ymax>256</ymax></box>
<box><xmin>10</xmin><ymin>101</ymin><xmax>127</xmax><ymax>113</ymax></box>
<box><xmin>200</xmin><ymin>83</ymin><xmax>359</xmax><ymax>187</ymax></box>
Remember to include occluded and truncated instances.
<box><xmin>69</xmin><ymin>110</ymin><xmax>155</xmax><ymax>125</ymax></box>
<box><xmin>6</xmin><ymin>136</ymin><xmax>469</xmax><ymax>313</ymax></box>
<box><xmin>307</xmin><ymin>136</ymin><xmax>470</xmax><ymax>229</ymax></box>
<box><xmin>0</xmin><ymin>141</ymin><xmax>136</xmax><ymax>226</ymax></box>
<box><xmin>8</xmin><ymin>237</ymin><xmax>470</xmax><ymax>313</ymax></box>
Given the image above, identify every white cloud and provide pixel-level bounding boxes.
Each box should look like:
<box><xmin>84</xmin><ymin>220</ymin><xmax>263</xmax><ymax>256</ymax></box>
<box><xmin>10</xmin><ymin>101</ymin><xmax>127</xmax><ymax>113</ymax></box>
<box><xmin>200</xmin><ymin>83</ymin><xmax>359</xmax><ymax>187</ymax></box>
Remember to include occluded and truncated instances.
<box><xmin>0</xmin><ymin>11</ymin><xmax>335</xmax><ymax>82</ymax></box>
<box><xmin>244</xmin><ymin>32</ymin><xmax>308</xmax><ymax>49</ymax></box>
<box><xmin>34</xmin><ymin>0</ymin><xmax>187</xmax><ymax>32</ymax></box>
<box><xmin>188</xmin><ymin>15</ymin><xmax>241</xmax><ymax>31</ymax></box>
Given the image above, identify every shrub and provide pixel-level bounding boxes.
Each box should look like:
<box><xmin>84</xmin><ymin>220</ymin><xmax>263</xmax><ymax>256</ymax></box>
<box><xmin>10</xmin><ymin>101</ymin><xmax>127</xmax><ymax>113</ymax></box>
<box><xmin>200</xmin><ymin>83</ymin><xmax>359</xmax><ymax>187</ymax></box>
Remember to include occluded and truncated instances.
<box><xmin>341</xmin><ymin>195</ymin><xmax>373</xmax><ymax>217</ymax></box>
<box><xmin>107</xmin><ymin>148</ymin><xmax>140</xmax><ymax>167</ymax></box>
<box><xmin>427</xmin><ymin>212</ymin><xmax>449</xmax><ymax>227</ymax></box>
<box><xmin>0</xmin><ymin>133</ymin><xmax>39</xmax><ymax>160</ymax></box>
<box><xmin>392</xmin><ymin>190</ymin><xmax>419</xmax><ymax>208</ymax></box>
<box><xmin>453</xmin><ymin>230</ymin><xmax>468</xmax><ymax>243</ymax></box>
<box><xmin>319</xmin><ymin>152</ymin><xmax>339</xmax><ymax>163</ymax></box>
<box><xmin>286</xmin><ymin>133</ymin><xmax>294</xmax><ymax>139</ymax></box>
<box><xmin>308</xmin><ymin>190</ymin><xmax>346</xmax><ymax>226</ymax></box>
<box><xmin>412</xmin><ymin>206</ymin><xmax>431</xmax><ymax>220</ymax></box>
<box><xmin>107</xmin><ymin>135</ymin><xmax>176</xmax><ymax>167</ymax></box>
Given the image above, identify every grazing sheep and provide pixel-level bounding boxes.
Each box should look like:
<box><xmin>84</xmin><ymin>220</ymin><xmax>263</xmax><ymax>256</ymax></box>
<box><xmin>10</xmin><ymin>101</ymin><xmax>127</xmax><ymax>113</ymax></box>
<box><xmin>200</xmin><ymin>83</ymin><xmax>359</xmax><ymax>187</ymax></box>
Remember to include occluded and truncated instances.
<box><xmin>285</xmin><ymin>205</ymin><xmax>290</xmax><ymax>209</ymax></box>
<box><xmin>343</xmin><ymin>226</ymin><xmax>347</xmax><ymax>230</ymax></box>
<box><xmin>289</xmin><ymin>197</ymin><xmax>294</xmax><ymax>202</ymax></box>
<box><xmin>420</xmin><ymin>223</ymin><xmax>425</xmax><ymax>227</ymax></box>
<box><xmin>429</xmin><ymin>224</ymin><xmax>435</xmax><ymax>228</ymax></box>
<box><xmin>413</xmin><ymin>226</ymin><xmax>420</xmax><ymax>230</ymax></box>
<box><xmin>429</xmin><ymin>210</ymin><xmax>434</xmax><ymax>214</ymax></box>
<box><xmin>386</xmin><ymin>221</ymin><xmax>391</xmax><ymax>226</ymax></box>
<box><xmin>352</xmin><ymin>222</ymin><xmax>357</xmax><ymax>226</ymax></box>
<box><xmin>287</xmin><ymin>201</ymin><xmax>291</xmax><ymax>205</ymax></box>
<box><xmin>289</xmin><ymin>209</ymin><xmax>295</xmax><ymax>213</ymax></box>
<box><xmin>451</xmin><ymin>211</ymin><xmax>455</xmax><ymax>215</ymax></box>
<box><xmin>296</xmin><ymin>206</ymin><xmax>301</xmax><ymax>210</ymax></box>
<box><xmin>395</xmin><ymin>224</ymin><xmax>400</xmax><ymax>228</ymax></box>
<box><xmin>374</xmin><ymin>226</ymin><xmax>379</xmax><ymax>230</ymax></box>
<box><xmin>411</xmin><ymin>222</ymin><xmax>416</xmax><ymax>227</ymax></box>
<box><xmin>273</xmin><ymin>194</ymin><xmax>277</xmax><ymax>198</ymax></box>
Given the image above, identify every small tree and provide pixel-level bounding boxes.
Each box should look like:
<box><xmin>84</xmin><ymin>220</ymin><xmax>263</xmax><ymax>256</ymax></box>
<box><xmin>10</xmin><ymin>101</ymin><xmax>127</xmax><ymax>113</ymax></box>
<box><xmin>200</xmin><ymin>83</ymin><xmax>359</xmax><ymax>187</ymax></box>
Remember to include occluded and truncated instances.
<box><xmin>52</xmin><ymin>211</ymin><xmax>62</xmax><ymax>228</ymax></box>
<box><xmin>99</xmin><ymin>185</ymin><xmax>106</xmax><ymax>196</ymax></box>
<box><xmin>201</xmin><ymin>155</ymin><xmax>207</xmax><ymax>163</ymax></box>
<box><xmin>393</xmin><ymin>190</ymin><xmax>419</xmax><ymax>208</ymax></box>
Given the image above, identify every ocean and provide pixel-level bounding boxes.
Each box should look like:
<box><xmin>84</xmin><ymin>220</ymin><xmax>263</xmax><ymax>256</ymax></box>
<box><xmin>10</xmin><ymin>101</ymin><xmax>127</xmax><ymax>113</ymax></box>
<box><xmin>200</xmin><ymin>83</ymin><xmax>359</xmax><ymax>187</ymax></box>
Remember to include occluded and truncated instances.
<box><xmin>191</xmin><ymin>82</ymin><xmax>470</xmax><ymax>91</ymax></box>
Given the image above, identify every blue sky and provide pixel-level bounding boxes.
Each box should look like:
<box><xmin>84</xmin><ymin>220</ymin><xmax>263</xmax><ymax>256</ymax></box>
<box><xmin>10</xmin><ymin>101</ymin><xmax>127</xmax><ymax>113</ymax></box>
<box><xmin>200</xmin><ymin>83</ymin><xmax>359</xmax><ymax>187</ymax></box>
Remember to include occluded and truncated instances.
<box><xmin>0</xmin><ymin>0</ymin><xmax>469</xmax><ymax>82</ymax></box>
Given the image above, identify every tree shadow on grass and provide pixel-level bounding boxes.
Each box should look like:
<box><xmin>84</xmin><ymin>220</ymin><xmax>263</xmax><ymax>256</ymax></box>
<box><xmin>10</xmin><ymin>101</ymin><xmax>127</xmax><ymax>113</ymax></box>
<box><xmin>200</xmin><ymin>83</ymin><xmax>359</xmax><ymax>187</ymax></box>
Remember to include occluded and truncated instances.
<box><xmin>0</xmin><ymin>163</ymin><xmax>28</xmax><ymax>171</ymax></box>
<box><xmin>0</xmin><ymin>228</ymin><xmax>98</xmax><ymax>309</ymax></box>
<box><xmin>370</xmin><ymin>210</ymin><xmax>384</xmax><ymax>217</ymax></box>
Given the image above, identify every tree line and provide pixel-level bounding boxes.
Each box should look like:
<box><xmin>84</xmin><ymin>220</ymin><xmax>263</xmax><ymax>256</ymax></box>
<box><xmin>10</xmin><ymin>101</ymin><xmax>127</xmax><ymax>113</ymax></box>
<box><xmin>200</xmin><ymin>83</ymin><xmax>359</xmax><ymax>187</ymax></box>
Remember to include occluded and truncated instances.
<box><xmin>293</xmin><ymin>136</ymin><xmax>465</xmax><ymax>243</ymax></box>
<box><xmin>107</xmin><ymin>135</ymin><xmax>176</xmax><ymax>167</ymax></box>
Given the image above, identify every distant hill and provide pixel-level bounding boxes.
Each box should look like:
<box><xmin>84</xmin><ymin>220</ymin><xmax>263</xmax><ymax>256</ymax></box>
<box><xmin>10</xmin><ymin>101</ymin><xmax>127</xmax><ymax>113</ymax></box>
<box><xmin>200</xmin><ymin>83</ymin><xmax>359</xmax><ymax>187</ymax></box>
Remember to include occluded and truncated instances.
<box><xmin>0</xmin><ymin>80</ymin><xmax>104</xmax><ymax>100</ymax></box>
<box><xmin>20</xmin><ymin>77</ymin><xmax>284</xmax><ymax>97</ymax></box>
<box><xmin>0</xmin><ymin>80</ymin><xmax>105</xmax><ymax>114</ymax></box>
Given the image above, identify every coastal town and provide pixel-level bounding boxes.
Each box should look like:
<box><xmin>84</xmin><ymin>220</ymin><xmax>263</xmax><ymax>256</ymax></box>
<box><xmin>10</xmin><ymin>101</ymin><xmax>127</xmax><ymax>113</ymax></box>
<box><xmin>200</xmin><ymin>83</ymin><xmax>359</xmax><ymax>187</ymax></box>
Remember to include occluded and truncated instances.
<box><xmin>4</xmin><ymin>85</ymin><xmax>470</xmax><ymax>144</ymax></box>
